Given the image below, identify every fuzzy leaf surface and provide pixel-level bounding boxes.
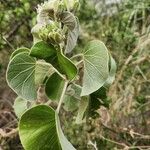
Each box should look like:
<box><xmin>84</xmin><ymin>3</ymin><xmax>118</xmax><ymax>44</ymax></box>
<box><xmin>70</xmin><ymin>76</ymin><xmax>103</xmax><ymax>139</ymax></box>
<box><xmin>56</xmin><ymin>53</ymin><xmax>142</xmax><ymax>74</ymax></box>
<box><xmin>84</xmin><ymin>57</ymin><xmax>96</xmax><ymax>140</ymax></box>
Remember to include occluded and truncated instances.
<box><xmin>59</xmin><ymin>11</ymin><xmax>76</xmax><ymax>30</ymax></box>
<box><xmin>81</xmin><ymin>40</ymin><xmax>109</xmax><ymax>96</ymax></box>
<box><xmin>10</xmin><ymin>47</ymin><xmax>30</xmax><ymax>60</ymax></box>
<box><xmin>65</xmin><ymin>18</ymin><xmax>79</xmax><ymax>54</ymax></box>
<box><xmin>7</xmin><ymin>52</ymin><xmax>37</xmax><ymax>101</ymax></box>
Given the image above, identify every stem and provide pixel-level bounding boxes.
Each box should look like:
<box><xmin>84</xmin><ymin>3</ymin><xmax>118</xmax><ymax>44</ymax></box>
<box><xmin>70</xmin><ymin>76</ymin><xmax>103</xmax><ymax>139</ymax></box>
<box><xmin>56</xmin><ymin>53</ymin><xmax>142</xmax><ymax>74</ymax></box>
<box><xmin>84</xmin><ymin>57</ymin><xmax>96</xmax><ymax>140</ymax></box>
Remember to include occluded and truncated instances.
<box><xmin>71</xmin><ymin>53</ymin><xmax>83</xmax><ymax>60</ymax></box>
<box><xmin>56</xmin><ymin>80</ymin><xmax>69</xmax><ymax>113</ymax></box>
<box><xmin>75</xmin><ymin>60</ymin><xmax>83</xmax><ymax>66</ymax></box>
<box><xmin>2</xmin><ymin>36</ymin><xmax>15</xmax><ymax>50</ymax></box>
<box><xmin>54</xmin><ymin>68</ymin><xmax>66</xmax><ymax>81</ymax></box>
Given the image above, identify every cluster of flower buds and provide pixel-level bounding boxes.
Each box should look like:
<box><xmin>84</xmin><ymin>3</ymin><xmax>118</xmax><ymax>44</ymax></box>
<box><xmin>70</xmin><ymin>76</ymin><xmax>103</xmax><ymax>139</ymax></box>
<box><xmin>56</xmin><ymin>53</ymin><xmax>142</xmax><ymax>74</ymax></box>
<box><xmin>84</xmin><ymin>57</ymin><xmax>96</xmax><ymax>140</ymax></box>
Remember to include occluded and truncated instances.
<box><xmin>38</xmin><ymin>22</ymin><xmax>65</xmax><ymax>44</ymax></box>
<box><xmin>31</xmin><ymin>0</ymin><xmax>79</xmax><ymax>45</ymax></box>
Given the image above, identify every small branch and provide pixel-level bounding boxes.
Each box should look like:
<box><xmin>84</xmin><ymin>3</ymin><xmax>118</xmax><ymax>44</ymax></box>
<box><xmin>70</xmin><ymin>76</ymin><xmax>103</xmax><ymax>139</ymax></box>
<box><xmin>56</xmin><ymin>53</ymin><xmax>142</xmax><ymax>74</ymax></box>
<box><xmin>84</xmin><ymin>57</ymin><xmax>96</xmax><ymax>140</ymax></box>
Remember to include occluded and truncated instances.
<box><xmin>0</xmin><ymin>128</ymin><xmax>18</xmax><ymax>138</ymax></box>
<box><xmin>100</xmin><ymin>134</ymin><xmax>150</xmax><ymax>149</ymax></box>
<box><xmin>71</xmin><ymin>53</ymin><xmax>83</xmax><ymax>60</ymax></box>
<box><xmin>100</xmin><ymin>134</ymin><xmax>128</xmax><ymax>148</ymax></box>
<box><xmin>56</xmin><ymin>80</ymin><xmax>69</xmax><ymax>113</ymax></box>
<box><xmin>88</xmin><ymin>141</ymin><xmax>98</xmax><ymax>150</ymax></box>
<box><xmin>2</xmin><ymin>36</ymin><xmax>15</xmax><ymax>50</ymax></box>
<box><xmin>75</xmin><ymin>60</ymin><xmax>83</xmax><ymax>67</ymax></box>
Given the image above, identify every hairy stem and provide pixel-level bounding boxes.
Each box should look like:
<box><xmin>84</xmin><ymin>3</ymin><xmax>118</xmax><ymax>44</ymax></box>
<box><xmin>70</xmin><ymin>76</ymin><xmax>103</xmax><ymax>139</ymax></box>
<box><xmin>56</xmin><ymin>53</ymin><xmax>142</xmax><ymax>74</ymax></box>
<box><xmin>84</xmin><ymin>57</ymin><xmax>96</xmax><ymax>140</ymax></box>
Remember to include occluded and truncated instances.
<box><xmin>71</xmin><ymin>53</ymin><xmax>83</xmax><ymax>60</ymax></box>
<box><xmin>56</xmin><ymin>80</ymin><xmax>69</xmax><ymax>113</ymax></box>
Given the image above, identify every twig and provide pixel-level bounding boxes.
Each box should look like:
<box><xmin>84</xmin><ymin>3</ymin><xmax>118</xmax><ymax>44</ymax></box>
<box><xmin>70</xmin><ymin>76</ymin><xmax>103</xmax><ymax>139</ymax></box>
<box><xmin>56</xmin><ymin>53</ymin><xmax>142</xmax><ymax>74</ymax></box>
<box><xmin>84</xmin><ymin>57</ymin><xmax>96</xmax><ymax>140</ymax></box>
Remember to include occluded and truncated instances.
<box><xmin>0</xmin><ymin>128</ymin><xmax>18</xmax><ymax>138</ymax></box>
<box><xmin>71</xmin><ymin>53</ymin><xmax>83</xmax><ymax>60</ymax></box>
<box><xmin>56</xmin><ymin>80</ymin><xmax>69</xmax><ymax>113</ymax></box>
<box><xmin>100</xmin><ymin>134</ymin><xmax>150</xmax><ymax>150</ymax></box>
<box><xmin>1</xmin><ymin>36</ymin><xmax>15</xmax><ymax>50</ymax></box>
<box><xmin>100</xmin><ymin>134</ymin><xmax>128</xmax><ymax>147</ymax></box>
<box><xmin>88</xmin><ymin>141</ymin><xmax>98</xmax><ymax>150</ymax></box>
<box><xmin>75</xmin><ymin>60</ymin><xmax>83</xmax><ymax>67</ymax></box>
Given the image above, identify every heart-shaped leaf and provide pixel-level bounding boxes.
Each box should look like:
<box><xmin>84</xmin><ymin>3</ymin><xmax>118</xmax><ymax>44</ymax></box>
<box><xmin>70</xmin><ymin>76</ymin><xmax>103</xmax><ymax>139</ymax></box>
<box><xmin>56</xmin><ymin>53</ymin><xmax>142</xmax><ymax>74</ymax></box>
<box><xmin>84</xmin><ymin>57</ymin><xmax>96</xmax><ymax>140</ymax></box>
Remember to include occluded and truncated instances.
<box><xmin>19</xmin><ymin>105</ymin><xmax>76</xmax><ymax>150</ymax></box>
<box><xmin>7</xmin><ymin>52</ymin><xmax>37</xmax><ymax>101</ymax></box>
<box><xmin>10</xmin><ymin>47</ymin><xmax>30</xmax><ymax>60</ymax></box>
<box><xmin>45</xmin><ymin>72</ymin><xmax>65</xmax><ymax>101</ymax></box>
<box><xmin>30</xmin><ymin>41</ymin><xmax>56</xmax><ymax>59</ymax></box>
<box><xmin>81</xmin><ymin>40</ymin><xmax>109</xmax><ymax>96</ymax></box>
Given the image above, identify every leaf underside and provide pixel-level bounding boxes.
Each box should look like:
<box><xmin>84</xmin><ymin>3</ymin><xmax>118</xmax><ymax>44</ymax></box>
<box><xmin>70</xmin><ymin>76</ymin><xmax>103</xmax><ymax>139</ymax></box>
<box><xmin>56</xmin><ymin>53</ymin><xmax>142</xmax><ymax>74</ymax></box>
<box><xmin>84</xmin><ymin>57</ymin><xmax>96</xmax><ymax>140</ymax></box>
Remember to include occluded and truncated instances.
<box><xmin>65</xmin><ymin>18</ymin><xmax>79</xmax><ymax>54</ymax></box>
<box><xmin>81</xmin><ymin>40</ymin><xmax>109</xmax><ymax>96</ymax></box>
<box><xmin>7</xmin><ymin>52</ymin><xmax>37</xmax><ymax>101</ymax></box>
<box><xmin>60</xmin><ymin>11</ymin><xmax>76</xmax><ymax>31</ymax></box>
<box><xmin>10</xmin><ymin>47</ymin><xmax>30</xmax><ymax>60</ymax></box>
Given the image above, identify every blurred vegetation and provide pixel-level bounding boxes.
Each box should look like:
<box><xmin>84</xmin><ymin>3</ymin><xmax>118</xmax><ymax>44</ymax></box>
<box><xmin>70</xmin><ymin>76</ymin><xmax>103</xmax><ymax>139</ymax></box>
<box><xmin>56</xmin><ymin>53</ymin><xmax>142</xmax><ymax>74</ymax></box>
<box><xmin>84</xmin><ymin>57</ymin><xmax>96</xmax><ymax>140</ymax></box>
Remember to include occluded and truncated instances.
<box><xmin>0</xmin><ymin>0</ymin><xmax>150</xmax><ymax>149</ymax></box>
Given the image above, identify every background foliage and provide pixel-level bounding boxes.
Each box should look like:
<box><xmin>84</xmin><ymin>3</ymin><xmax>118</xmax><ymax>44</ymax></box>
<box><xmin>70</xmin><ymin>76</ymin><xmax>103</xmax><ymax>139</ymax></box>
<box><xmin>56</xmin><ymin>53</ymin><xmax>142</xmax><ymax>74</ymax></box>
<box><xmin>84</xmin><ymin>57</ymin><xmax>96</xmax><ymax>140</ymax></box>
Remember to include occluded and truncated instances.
<box><xmin>0</xmin><ymin>0</ymin><xmax>150</xmax><ymax>149</ymax></box>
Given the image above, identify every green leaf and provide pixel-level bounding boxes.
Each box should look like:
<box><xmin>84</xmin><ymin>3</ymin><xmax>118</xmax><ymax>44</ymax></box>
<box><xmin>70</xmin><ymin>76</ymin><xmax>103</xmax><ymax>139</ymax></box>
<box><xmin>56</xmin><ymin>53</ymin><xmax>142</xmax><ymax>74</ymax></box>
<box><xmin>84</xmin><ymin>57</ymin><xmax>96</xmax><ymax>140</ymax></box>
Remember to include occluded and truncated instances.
<box><xmin>75</xmin><ymin>96</ymin><xmax>89</xmax><ymax>124</ymax></box>
<box><xmin>13</xmin><ymin>97</ymin><xmax>28</xmax><ymax>118</ymax></box>
<box><xmin>31</xmin><ymin>44</ymin><xmax>78</xmax><ymax>81</ymax></box>
<box><xmin>57</xmin><ymin>50</ymin><xmax>77</xmax><ymax>80</ymax></box>
<box><xmin>81</xmin><ymin>40</ymin><xmax>109</xmax><ymax>96</ymax></box>
<box><xmin>65</xmin><ymin>18</ymin><xmax>79</xmax><ymax>54</ymax></box>
<box><xmin>59</xmin><ymin>11</ymin><xmax>76</xmax><ymax>30</ymax></box>
<box><xmin>35</xmin><ymin>61</ymin><xmax>54</xmax><ymax>86</ymax></box>
<box><xmin>30</xmin><ymin>41</ymin><xmax>56</xmax><ymax>59</ymax></box>
<box><xmin>55</xmin><ymin>113</ymin><xmax>76</xmax><ymax>150</ymax></box>
<box><xmin>19</xmin><ymin>105</ymin><xmax>76</xmax><ymax>150</ymax></box>
<box><xmin>10</xmin><ymin>47</ymin><xmax>30</xmax><ymax>60</ymax></box>
<box><xmin>104</xmin><ymin>55</ymin><xmax>117</xmax><ymax>87</ymax></box>
<box><xmin>45</xmin><ymin>73</ymin><xmax>65</xmax><ymax>101</ymax></box>
<box><xmin>7</xmin><ymin>52</ymin><xmax>37</xmax><ymax>101</ymax></box>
